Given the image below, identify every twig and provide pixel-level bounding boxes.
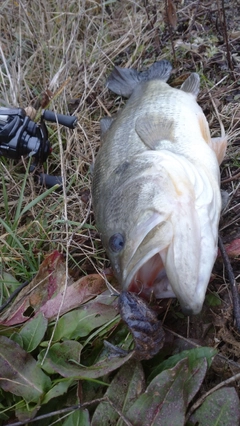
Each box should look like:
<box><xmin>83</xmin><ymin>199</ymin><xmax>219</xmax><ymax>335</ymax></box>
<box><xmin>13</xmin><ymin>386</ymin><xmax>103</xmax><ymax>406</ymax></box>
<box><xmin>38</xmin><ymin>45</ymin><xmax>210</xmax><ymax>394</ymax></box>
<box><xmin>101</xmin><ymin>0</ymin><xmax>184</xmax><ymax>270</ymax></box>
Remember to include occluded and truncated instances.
<box><xmin>186</xmin><ymin>0</ymin><xmax>200</xmax><ymax>35</ymax></box>
<box><xmin>40</xmin><ymin>117</ymin><xmax>70</xmax><ymax>366</ymax></box>
<box><xmin>221</xmin><ymin>170</ymin><xmax>240</xmax><ymax>184</ymax></box>
<box><xmin>5</xmin><ymin>405</ymin><xmax>81</xmax><ymax>426</ymax></box>
<box><xmin>218</xmin><ymin>235</ymin><xmax>240</xmax><ymax>331</ymax></box>
<box><xmin>220</xmin><ymin>0</ymin><xmax>234</xmax><ymax>75</ymax></box>
<box><xmin>5</xmin><ymin>396</ymin><xmax>133</xmax><ymax>426</ymax></box>
<box><xmin>186</xmin><ymin>371</ymin><xmax>240</xmax><ymax>421</ymax></box>
<box><xmin>165</xmin><ymin>0</ymin><xmax>176</xmax><ymax>64</ymax></box>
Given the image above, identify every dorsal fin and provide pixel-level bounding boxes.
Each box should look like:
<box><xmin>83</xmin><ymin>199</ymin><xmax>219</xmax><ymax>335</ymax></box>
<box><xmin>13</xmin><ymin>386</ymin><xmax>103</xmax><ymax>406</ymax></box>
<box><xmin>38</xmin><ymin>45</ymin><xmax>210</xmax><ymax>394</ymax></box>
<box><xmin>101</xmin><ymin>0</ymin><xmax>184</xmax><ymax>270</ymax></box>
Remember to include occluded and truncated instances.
<box><xmin>135</xmin><ymin>114</ymin><xmax>174</xmax><ymax>150</ymax></box>
<box><xmin>106</xmin><ymin>60</ymin><xmax>172</xmax><ymax>98</ymax></box>
<box><xmin>180</xmin><ymin>73</ymin><xmax>200</xmax><ymax>98</ymax></box>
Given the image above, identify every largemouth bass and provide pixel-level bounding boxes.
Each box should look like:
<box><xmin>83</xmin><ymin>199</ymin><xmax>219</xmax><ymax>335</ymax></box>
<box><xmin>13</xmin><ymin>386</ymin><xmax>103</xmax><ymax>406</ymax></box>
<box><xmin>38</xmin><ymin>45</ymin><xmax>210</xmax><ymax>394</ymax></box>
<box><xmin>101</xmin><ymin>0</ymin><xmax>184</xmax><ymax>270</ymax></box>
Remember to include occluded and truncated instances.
<box><xmin>92</xmin><ymin>60</ymin><xmax>227</xmax><ymax>315</ymax></box>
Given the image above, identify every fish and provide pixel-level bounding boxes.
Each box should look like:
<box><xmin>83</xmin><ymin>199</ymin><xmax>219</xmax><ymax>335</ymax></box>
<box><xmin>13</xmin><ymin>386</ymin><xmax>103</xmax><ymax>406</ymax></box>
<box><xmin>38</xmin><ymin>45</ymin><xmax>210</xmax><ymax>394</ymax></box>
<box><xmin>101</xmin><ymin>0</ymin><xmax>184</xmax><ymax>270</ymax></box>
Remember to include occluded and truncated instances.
<box><xmin>92</xmin><ymin>60</ymin><xmax>227</xmax><ymax>315</ymax></box>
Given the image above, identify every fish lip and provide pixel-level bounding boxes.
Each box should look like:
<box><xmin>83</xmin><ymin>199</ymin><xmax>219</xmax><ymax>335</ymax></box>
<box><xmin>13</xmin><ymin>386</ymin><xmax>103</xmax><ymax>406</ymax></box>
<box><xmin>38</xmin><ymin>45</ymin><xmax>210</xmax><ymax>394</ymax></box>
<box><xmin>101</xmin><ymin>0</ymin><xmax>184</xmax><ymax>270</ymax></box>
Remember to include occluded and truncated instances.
<box><xmin>119</xmin><ymin>212</ymin><xmax>169</xmax><ymax>293</ymax></box>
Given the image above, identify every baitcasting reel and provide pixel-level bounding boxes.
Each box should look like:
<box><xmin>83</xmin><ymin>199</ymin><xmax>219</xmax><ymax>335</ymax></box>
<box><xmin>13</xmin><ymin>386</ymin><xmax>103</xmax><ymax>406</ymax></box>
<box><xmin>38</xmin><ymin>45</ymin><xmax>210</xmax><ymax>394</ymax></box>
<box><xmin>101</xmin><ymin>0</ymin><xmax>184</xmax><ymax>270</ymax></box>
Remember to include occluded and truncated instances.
<box><xmin>0</xmin><ymin>107</ymin><xmax>77</xmax><ymax>187</ymax></box>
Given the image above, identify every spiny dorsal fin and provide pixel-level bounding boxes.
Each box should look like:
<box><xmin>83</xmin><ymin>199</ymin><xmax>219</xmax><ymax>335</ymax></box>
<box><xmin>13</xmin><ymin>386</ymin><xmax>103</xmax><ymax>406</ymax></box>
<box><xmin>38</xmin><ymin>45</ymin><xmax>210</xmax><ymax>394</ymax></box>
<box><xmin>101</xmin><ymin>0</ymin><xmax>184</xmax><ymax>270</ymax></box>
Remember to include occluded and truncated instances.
<box><xmin>106</xmin><ymin>60</ymin><xmax>172</xmax><ymax>98</ymax></box>
<box><xmin>180</xmin><ymin>73</ymin><xmax>200</xmax><ymax>98</ymax></box>
<box><xmin>100</xmin><ymin>116</ymin><xmax>114</xmax><ymax>134</ymax></box>
<box><xmin>135</xmin><ymin>114</ymin><xmax>175</xmax><ymax>150</ymax></box>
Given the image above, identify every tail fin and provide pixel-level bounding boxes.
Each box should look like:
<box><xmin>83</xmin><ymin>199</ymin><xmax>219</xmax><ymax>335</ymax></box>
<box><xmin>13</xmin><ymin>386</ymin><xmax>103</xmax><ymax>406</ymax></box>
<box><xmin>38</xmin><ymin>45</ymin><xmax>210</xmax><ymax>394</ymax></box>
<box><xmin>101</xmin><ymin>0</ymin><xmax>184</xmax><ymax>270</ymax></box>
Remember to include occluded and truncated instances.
<box><xmin>106</xmin><ymin>60</ymin><xmax>172</xmax><ymax>98</ymax></box>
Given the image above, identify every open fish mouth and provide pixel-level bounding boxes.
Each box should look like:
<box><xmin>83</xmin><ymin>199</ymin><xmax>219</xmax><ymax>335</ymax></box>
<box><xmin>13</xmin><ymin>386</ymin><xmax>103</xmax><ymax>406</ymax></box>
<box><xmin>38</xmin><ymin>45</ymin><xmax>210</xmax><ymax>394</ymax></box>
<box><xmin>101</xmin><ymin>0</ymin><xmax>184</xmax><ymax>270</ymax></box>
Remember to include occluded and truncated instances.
<box><xmin>120</xmin><ymin>217</ymin><xmax>175</xmax><ymax>301</ymax></box>
<box><xmin>123</xmin><ymin>250</ymin><xmax>175</xmax><ymax>301</ymax></box>
<box><xmin>120</xmin><ymin>216</ymin><xmax>208</xmax><ymax>316</ymax></box>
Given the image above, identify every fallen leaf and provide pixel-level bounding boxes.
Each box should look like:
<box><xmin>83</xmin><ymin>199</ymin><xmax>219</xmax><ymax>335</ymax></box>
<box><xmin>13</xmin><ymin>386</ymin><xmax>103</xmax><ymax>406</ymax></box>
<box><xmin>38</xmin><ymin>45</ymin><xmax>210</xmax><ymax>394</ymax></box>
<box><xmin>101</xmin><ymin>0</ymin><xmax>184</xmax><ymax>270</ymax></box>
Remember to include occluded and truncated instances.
<box><xmin>148</xmin><ymin>346</ymin><xmax>216</xmax><ymax>383</ymax></box>
<box><xmin>48</xmin><ymin>351</ymin><xmax>133</xmax><ymax>379</ymax></box>
<box><xmin>91</xmin><ymin>359</ymin><xmax>145</xmax><ymax>425</ymax></box>
<box><xmin>165</xmin><ymin>0</ymin><xmax>177</xmax><ymax>29</ymax></box>
<box><xmin>0</xmin><ymin>336</ymin><xmax>51</xmax><ymax>403</ymax></box>
<box><xmin>41</xmin><ymin>379</ymin><xmax>74</xmax><ymax>405</ymax></box>
<box><xmin>224</xmin><ymin>238</ymin><xmax>240</xmax><ymax>258</ymax></box>
<box><xmin>42</xmin><ymin>340</ymin><xmax>83</xmax><ymax>378</ymax></box>
<box><xmin>190</xmin><ymin>387</ymin><xmax>240</xmax><ymax>425</ymax></box>
<box><xmin>0</xmin><ymin>251</ymin><xmax>107</xmax><ymax>325</ymax></box>
<box><xmin>40</xmin><ymin>273</ymin><xmax>106</xmax><ymax>320</ymax></box>
<box><xmin>125</xmin><ymin>357</ymin><xmax>208</xmax><ymax>426</ymax></box>
<box><xmin>0</xmin><ymin>251</ymin><xmax>65</xmax><ymax>326</ymax></box>
<box><xmin>53</xmin><ymin>299</ymin><xmax>118</xmax><ymax>341</ymax></box>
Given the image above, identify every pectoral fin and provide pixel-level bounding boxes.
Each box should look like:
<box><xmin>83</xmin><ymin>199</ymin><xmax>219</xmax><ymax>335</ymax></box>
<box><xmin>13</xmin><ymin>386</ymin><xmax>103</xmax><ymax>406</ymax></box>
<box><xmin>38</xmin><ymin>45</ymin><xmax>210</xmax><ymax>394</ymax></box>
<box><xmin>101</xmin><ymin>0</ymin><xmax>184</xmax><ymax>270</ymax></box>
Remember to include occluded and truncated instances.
<box><xmin>135</xmin><ymin>115</ymin><xmax>174</xmax><ymax>150</ymax></box>
<box><xmin>198</xmin><ymin>114</ymin><xmax>212</xmax><ymax>144</ymax></box>
<box><xmin>100</xmin><ymin>117</ymin><xmax>114</xmax><ymax>134</ymax></box>
<box><xmin>180</xmin><ymin>73</ymin><xmax>200</xmax><ymax>98</ymax></box>
<box><xmin>209</xmin><ymin>135</ymin><xmax>227</xmax><ymax>165</ymax></box>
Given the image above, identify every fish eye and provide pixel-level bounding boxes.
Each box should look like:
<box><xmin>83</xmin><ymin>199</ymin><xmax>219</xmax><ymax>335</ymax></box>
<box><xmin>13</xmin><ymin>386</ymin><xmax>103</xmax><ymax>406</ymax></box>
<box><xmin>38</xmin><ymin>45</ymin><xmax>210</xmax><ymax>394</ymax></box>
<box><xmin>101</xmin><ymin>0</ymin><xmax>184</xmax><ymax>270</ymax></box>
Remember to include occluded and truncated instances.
<box><xmin>109</xmin><ymin>233</ymin><xmax>125</xmax><ymax>253</ymax></box>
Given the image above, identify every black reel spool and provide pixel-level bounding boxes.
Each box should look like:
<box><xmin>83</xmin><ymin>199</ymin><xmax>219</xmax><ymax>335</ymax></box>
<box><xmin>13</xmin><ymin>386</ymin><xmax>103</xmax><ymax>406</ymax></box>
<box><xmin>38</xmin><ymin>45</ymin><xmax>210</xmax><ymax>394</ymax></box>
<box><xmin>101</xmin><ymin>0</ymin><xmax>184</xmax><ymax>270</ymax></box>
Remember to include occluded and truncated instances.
<box><xmin>0</xmin><ymin>107</ymin><xmax>77</xmax><ymax>187</ymax></box>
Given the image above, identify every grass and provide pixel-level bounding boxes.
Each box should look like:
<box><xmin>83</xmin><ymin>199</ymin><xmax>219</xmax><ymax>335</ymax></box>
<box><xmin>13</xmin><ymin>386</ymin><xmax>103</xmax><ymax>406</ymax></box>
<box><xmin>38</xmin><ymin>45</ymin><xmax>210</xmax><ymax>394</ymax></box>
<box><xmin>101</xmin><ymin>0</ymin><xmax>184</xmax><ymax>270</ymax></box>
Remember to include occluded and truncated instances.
<box><xmin>1</xmin><ymin>0</ymin><xmax>240</xmax><ymax>424</ymax></box>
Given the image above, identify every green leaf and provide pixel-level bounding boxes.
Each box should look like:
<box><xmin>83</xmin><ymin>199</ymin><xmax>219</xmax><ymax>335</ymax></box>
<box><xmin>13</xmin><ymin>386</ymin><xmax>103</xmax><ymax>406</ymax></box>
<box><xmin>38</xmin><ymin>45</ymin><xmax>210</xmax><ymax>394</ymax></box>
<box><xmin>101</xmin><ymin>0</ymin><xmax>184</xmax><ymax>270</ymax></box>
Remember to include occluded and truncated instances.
<box><xmin>44</xmin><ymin>340</ymin><xmax>83</xmax><ymax>377</ymax></box>
<box><xmin>53</xmin><ymin>302</ymin><xmax>117</xmax><ymax>340</ymax></box>
<box><xmin>15</xmin><ymin>401</ymin><xmax>40</xmax><ymax>423</ymax></box>
<box><xmin>19</xmin><ymin>312</ymin><xmax>48</xmax><ymax>352</ymax></box>
<box><xmin>42</xmin><ymin>379</ymin><xmax>74</xmax><ymax>405</ymax></box>
<box><xmin>126</xmin><ymin>358</ymin><xmax>189</xmax><ymax>426</ymax></box>
<box><xmin>125</xmin><ymin>357</ymin><xmax>208</xmax><ymax>426</ymax></box>
<box><xmin>184</xmin><ymin>357</ymin><xmax>208</xmax><ymax>406</ymax></box>
<box><xmin>0</xmin><ymin>271</ymin><xmax>20</xmax><ymax>293</ymax></box>
<box><xmin>46</xmin><ymin>344</ymin><xmax>133</xmax><ymax>379</ymax></box>
<box><xmin>205</xmin><ymin>293</ymin><xmax>222</xmax><ymax>307</ymax></box>
<box><xmin>10</xmin><ymin>331</ymin><xmax>24</xmax><ymax>348</ymax></box>
<box><xmin>190</xmin><ymin>387</ymin><xmax>240</xmax><ymax>426</ymax></box>
<box><xmin>0</xmin><ymin>336</ymin><xmax>51</xmax><ymax>403</ymax></box>
<box><xmin>20</xmin><ymin>185</ymin><xmax>60</xmax><ymax>217</ymax></box>
<box><xmin>148</xmin><ymin>346</ymin><xmax>216</xmax><ymax>383</ymax></box>
<box><xmin>92</xmin><ymin>359</ymin><xmax>145</xmax><ymax>425</ymax></box>
<box><xmin>62</xmin><ymin>409</ymin><xmax>90</xmax><ymax>426</ymax></box>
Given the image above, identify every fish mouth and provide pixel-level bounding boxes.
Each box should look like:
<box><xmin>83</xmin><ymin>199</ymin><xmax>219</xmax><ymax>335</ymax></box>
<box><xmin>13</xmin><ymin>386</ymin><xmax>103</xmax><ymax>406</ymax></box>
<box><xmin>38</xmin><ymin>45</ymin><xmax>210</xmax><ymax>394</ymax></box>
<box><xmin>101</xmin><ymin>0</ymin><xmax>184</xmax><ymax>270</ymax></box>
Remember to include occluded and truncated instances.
<box><xmin>123</xmin><ymin>250</ymin><xmax>174</xmax><ymax>301</ymax></box>
<box><xmin>121</xmin><ymin>217</ymin><xmax>175</xmax><ymax>301</ymax></box>
<box><xmin>122</xmin><ymin>246</ymin><xmax>203</xmax><ymax>315</ymax></box>
<box><xmin>120</xmin><ymin>213</ymin><xmax>210</xmax><ymax>315</ymax></box>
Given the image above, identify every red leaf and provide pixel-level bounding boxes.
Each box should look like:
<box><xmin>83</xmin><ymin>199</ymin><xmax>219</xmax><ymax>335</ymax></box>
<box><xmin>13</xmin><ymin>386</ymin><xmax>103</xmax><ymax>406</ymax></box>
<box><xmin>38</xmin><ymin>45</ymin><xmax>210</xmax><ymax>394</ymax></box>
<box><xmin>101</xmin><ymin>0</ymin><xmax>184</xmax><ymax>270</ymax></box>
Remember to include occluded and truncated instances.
<box><xmin>40</xmin><ymin>274</ymin><xmax>106</xmax><ymax>320</ymax></box>
<box><xmin>0</xmin><ymin>251</ymin><xmax>106</xmax><ymax>325</ymax></box>
<box><xmin>225</xmin><ymin>238</ymin><xmax>240</xmax><ymax>257</ymax></box>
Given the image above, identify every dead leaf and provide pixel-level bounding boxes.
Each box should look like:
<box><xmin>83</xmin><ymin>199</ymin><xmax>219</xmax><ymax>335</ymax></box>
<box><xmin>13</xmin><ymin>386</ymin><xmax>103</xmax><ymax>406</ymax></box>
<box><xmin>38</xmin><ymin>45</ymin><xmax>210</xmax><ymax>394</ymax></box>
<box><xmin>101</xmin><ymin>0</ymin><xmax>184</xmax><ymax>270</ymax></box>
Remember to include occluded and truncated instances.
<box><xmin>165</xmin><ymin>0</ymin><xmax>177</xmax><ymax>29</ymax></box>
<box><xmin>0</xmin><ymin>251</ymin><xmax>106</xmax><ymax>325</ymax></box>
<box><xmin>225</xmin><ymin>239</ymin><xmax>240</xmax><ymax>258</ymax></box>
<box><xmin>0</xmin><ymin>251</ymin><xmax>65</xmax><ymax>326</ymax></box>
<box><xmin>0</xmin><ymin>336</ymin><xmax>51</xmax><ymax>403</ymax></box>
<box><xmin>40</xmin><ymin>273</ymin><xmax>106</xmax><ymax>320</ymax></box>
